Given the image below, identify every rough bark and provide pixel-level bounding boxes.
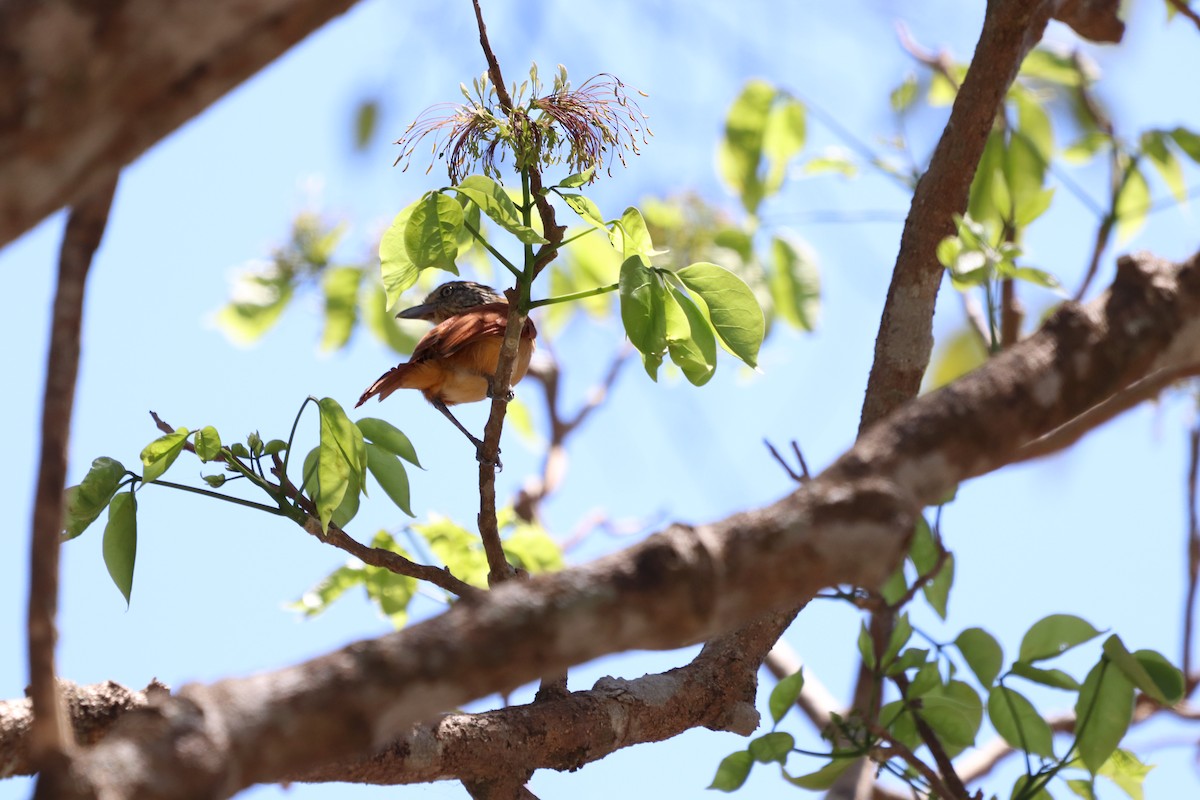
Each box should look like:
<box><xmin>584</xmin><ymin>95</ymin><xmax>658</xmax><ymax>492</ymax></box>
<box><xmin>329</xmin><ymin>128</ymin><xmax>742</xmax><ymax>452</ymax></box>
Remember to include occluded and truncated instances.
<box><xmin>18</xmin><ymin>248</ymin><xmax>1198</xmax><ymax>799</ymax></box>
<box><xmin>0</xmin><ymin>0</ymin><xmax>358</xmax><ymax>249</ymax></box>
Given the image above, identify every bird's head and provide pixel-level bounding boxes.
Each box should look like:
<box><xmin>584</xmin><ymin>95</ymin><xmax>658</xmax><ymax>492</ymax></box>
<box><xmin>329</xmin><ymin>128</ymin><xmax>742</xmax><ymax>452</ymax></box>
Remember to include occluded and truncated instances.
<box><xmin>396</xmin><ymin>281</ymin><xmax>504</xmax><ymax>323</ymax></box>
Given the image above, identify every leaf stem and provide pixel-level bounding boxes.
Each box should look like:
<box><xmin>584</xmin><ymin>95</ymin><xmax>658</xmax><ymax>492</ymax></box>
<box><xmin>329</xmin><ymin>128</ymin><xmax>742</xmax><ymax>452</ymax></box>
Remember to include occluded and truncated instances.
<box><xmin>147</xmin><ymin>478</ymin><xmax>288</xmax><ymax>516</ymax></box>
<box><xmin>529</xmin><ymin>283</ymin><xmax>618</xmax><ymax>309</ymax></box>
<box><xmin>464</xmin><ymin>218</ymin><xmax>521</xmax><ymax>278</ymax></box>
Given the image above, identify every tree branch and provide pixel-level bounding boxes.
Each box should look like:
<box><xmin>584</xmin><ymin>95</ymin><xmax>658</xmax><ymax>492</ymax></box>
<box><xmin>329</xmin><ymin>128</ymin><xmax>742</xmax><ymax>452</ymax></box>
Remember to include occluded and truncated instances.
<box><xmin>40</xmin><ymin>248</ymin><xmax>1200</xmax><ymax>798</ymax></box>
<box><xmin>27</xmin><ymin>177</ymin><xmax>118</xmax><ymax>793</ymax></box>
<box><xmin>0</xmin><ymin>0</ymin><xmax>358</xmax><ymax>249</ymax></box>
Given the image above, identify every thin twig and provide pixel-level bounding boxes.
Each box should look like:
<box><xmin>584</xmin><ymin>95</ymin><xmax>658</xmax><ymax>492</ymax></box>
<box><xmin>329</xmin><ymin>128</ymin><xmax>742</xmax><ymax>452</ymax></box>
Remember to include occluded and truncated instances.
<box><xmin>27</xmin><ymin>176</ymin><xmax>118</xmax><ymax>787</ymax></box>
<box><xmin>999</xmin><ymin>277</ymin><xmax>1022</xmax><ymax>348</ymax></box>
<box><xmin>866</xmin><ymin>722</ymin><xmax>960</xmax><ymax>800</ymax></box>
<box><xmin>764</xmin><ymin>439</ymin><xmax>810</xmax><ymax>484</ymax></box>
<box><xmin>1185</xmin><ymin>423</ymin><xmax>1200</xmax><ymax>691</ymax></box>
<box><xmin>893</xmin><ymin>675</ymin><xmax>970</xmax><ymax>799</ymax></box>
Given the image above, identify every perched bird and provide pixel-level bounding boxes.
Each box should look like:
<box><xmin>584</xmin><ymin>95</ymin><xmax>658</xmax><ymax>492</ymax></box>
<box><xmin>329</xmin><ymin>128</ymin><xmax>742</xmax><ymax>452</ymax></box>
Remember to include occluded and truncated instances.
<box><xmin>355</xmin><ymin>281</ymin><xmax>536</xmax><ymax>464</ymax></box>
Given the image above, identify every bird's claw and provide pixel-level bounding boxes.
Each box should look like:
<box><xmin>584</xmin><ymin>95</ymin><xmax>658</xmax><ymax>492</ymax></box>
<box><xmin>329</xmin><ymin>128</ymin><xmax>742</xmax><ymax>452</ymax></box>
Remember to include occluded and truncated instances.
<box><xmin>473</xmin><ymin>440</ymin><xmax>503</xmax><ymax>472</ymax></box>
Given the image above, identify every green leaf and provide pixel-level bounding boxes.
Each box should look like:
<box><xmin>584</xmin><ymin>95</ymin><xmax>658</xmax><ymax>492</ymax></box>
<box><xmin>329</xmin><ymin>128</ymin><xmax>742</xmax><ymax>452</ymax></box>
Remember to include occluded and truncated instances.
<box><xmin>717</xmin><ymin>79</ymin><xmax>776</xmax><ymax>214</ymax></box>
<box><xmin>762</xmin><ymin>96</ymin><xmax>806</xmax><ymax>196</ymax></box>
<box><xmin>1010</xmin><ymin>662</ymin><xmax>1080</xmax><ymax>691</ymax></box>
<box><xmin>780</xmin><ymin>757</ymin><xmax>855</xmax><ymax>790</ymax></box>
<box><xmin>415</xmin><ymin>516</ymin><xmax>488</xmax><ymax>588</ymax></box>
<box><xmin>802</xmin><ymin>152</ymin><xmax>858</xmax><ymax>177</ymax></box>
<box><xmin>709</xmin><ymin>750</ymin><xmax>753</xmax><ymax>792</ymax></box>
<box><xmin>908</xmin><ymin>661</ymin><xmax>942</xmax><ymax>696</ymax></box>
<box><xmin>262</xmin><ymin>439</ymin><xmax>287</xmax><ymax>456</ymax></box>
<box><xmin>1063</xmin><ymin>131</ymin><xmax>1112</xmax><ymax>164</ymax></box>
<box><xmin>1003</xmin><ymin>131</ymin><xmax>1046</xmax><ymax>219</ymax></box>
<box><xmin>192</xmin><ymin>427</ymin><xmax>222</xmax><ymax>462</ymax></box>
<box><xmin>1021</xmin><ymin>49</ymin><xmax>1086</xmax><ymax>87</ymax></box>
<box><xmin>879</xmin><ymin>700</ymin><xmax>921</xmax><ymax>749</ymax></box>
<box><xmin>857</xmin><ymin>620</ymin><xmax>876</xmax><ymax>670</ymax></box>
<box><xmin>316</xmin><ymin>397</ymin><xmax>367</xmax><ymax>532</ymax></box>
<box><xmin>618</xmin><ymin>256</ymin><xmax>667</xmax><ymax>369</ymax></box>
<box><xmin>768</xmin><ymin>236</ymin><xmax>820</xmax><ymax>331</ymax></box>
<box><xmin>922</xmin><ymin>552</ymin><xmax>953</xmax><ymax>619</ymax></box>
<box><xmin>353</xmin><ymin>99</ymin><xmax>378</xmax><ymax>151</ymax></box>
<box><xmin>1015</xmin><ymin>187</ymin><xmax>1056</xmax><ymax>228</ymax></box>
<box><xmin>364</xmin><ymin>560</ymin><xmax>418</xmax><ymax>628</ymax></box>
<box><xmin>883</xmin><ymin>613</ymin><xmax>913</xmax><ymax>668</ymax></box>
<box><xmin>455</xmin><ymin>175</ymin><xmax>547</xmax><ymax>245</ymax></box>
<box><xmin>1141</xmin><ymin>130</ymin><xmax>1187</xmax><ymax>203</ymax></box>
<box><xmin>1102</xmin><ymin>636</ymin><xmax>1185</xmax><ymax>705</ymax></box>
<box><xmin>202</xmin><ymin>474</ymin><xmax>226</xmax><ymax>488</ymax></box>
<box><xmin>329</xmin><ymin>469</ymin><xmax>361</xmax><ymax>529</ymax></box>
<box><xmin>556</xmin><ymin>167</ymin><xmax>595</xmax><ymax>188</ymax></box>
<box><xmin>365</xmin><ymin>443</ymin><xmax>413</xmax><ymax>517</ymax></box>
<box><xmin>228</xmin><ymin>442</ymin><xmax>250</xmax><ymax>459</ymax></box>
<box><xmin>1066</xmin><ymin>778</ymin><xmax>1098</xmax><ymax>800</ymax></box>
<box><xmin>609</xmin><ymin>207</ymin><xmax>663</xmax><ymax>259</ymax></box>
<box><xmin>379</xmin><ymin>200</ymin><xmax>420</xmax><ymax>311</ymax></box>
<box><xmin>1170</xmin><ymin>127</ymin><xmax>1200</xmax><ymax>163</ymax></box>
<box><xmin>1115</xmin><ymin>165</ymin><xmax>1150</xmax><ymax>244</ymax></box>
<box><xmin>1011</xmin><ymin>774</ymin><xmax>1054</xmax><ymax>800</ymax></box>
<box><xmin>363</xmin><ymin>284</ymin><xmax>421</xmax><ymax>355</ymax></box>
<box><xmin>988</xmin><ymin>686</ymin><xmax>1055</xmax><ymax>757</ymax></box>
<box><xmin>928</xmin><ymin>327</ymin><xmax>988</xmax><ymax>390</ymax></box>
<box><xmin>769</xmin><ymin>669</ymin><xmax>805</xmax><ymax>724</ymax></box>
<box><xmin>909</xmin><ymin>516</ymin><xmax>938</xmax><ymax>574</ymax></box>
<box><xmin>320</xmin><ymin>265</ymin><xmax>363</xmax><ymax>352</ymax></box>
<box><xmin>676</xmin><ymin>262</ymin><xmax>764</xmax><ymax>369</ymax></box>
<box><xmin>140</xmin><ymin>428</ymin><xmax>190</xmax><ymax>484</ymax></box>
<box><xmin>1013</xmin><ymin>88</ymin><xmax>1054</xmax><ymax>162</ymax></box>
<box><xmin>560</xmin><ymin>193</ymin><xmax>607</xmax><ymax>229</ymax></box>
<box><xmin>955</xmin><ymin>627</ymin><xmax>1004</xmax><ymax>688</ymax></box>
<box><xmin>102</xmin><ymin>491</ymin><xmax>137</xmax><ymax>605</ymax></box>
<box><xmin>289</xmin><ymin>563</ymin><xmax>364</xmax><ymax>618</ymax></box>
<box><xmin>1018</xmin><ymin>614</ymin><xmax>1102</xmax><ymax>663</ymax></box>
<box><xmin>356</xmin><ymin>417</ymin><xmax>421</xmax><ymax>467</ymax></box>
<box><xmin>920</xmin><ymin>680</ymin><xmax>983</xmax><ymax>750</ymax></box>
<box><xmin>502</xmin><ymin>522</ymin><xmax>564</xmax><ymax>573</ymax></box>
<box><xmin>62</xmin><ymin>456</ymin><xmax>127</xmax><ymax>539</ymax></box>
<box><xmin>969</xmin><ymin>130</ymin><xmax>1007</xmax><ymax>231</ymax></box>
<box><xmin>404</xmin><ymin>192</ymin><xmax>464</xmax><ymax>273</ymax></box>
<box><xmin>1011</xmin><ymin>265</ymin><xmax>1064</xmax><ymax>293</ymax></box>
<box><xmin>888</xmin><ymin>647</ymin><xmax>930</xmax><ymax>677</ymax></box>
<box><xmin>1075</xmin><ymin>660</ymin><xmax>1135</xmax><ymax>773</ymax></box>
<box><xmin>748</xmin><ymin>732</ymin><xmax>794</xmax><ymax>765</ymax></box>
<box><xmin>664</xmin><ymin>285</ymin><xmax>717</xmax><ymax>386</ymax></box>
<box><xmin>1097</xmin><ymin>749</ymin><xmax>1153</xmax><ymax>800</ymax></box>
<box><xmin>890</xmin><ymin>74</ymin><xmax>919</xmax><ymax>113</ymax></box>
<box><xmin>880</xmin><ymin>566</ymin><xmax>907</xmax><ymax>606</ymax></box>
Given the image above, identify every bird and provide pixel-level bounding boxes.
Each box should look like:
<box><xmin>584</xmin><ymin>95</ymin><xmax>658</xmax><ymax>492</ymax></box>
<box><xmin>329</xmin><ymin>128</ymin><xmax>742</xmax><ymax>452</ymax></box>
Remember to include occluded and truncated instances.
<box><xmin>355</xmin><ymin>281</ymin><xmax>536</xmax><ymax>466</ymax></box>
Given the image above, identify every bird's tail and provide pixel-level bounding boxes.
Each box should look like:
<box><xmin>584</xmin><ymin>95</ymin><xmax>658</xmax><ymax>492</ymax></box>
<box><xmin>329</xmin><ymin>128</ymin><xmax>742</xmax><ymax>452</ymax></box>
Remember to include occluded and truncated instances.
<box><xmin>355</xmin><ymin>362</ymin><xmax>437</xmax><ymax>407</ymax></box>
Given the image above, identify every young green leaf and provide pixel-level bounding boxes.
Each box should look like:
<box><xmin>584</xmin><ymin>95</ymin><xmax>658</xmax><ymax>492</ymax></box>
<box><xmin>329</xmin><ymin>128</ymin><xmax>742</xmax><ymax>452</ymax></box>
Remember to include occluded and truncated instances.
<box><xmin>709</xmin><ymin>750</ymin><xmax>753</xmax><ymax>792</ymax></box>
<box><xmin>365</xmin><ymin>443</ymin><xmax>414</xmax><ymax>517</ymax></box>
<box><xmin>1140</xmin><ymin>130</ymin><xmax>1186</xmax><ymax>203</ymax></box>
<box><xmin>356</xmin><ymin>417</ymin><xmax>421</xmax><ymax>467</ymax></box>
<box><xmin>329</xmin><ymin>470</ymin><xmax>361</xmax><ymax>529</ymax></box>
<box><xmin>769</xmin><ymin>236</ymin><xmax>820</xmax><ymax>331</ymax></box>
<box><xmin>1011</xmin><ymin>774</ymin><xmax>1054</xmax><ymax>800</ymax></box>
<box><xmin>1075</xmin><ymin>661</ymin><xmax>1135</xmax><ymax>773</ymax></box>
<box><xmin>1097</xmin><ymin>749</ymin><xmax>1153</xmax><ymax>800</ymax></box>
<box><xmin>289</xmin><ymin>563</ymin><xmax>365</xmax><ymax>619</ymax></box>
<box><xmin>955</xmin><ymin>627</ymin><xmax>1004</xmax><ymax>688</ymax></box>
<box><xmin>415</xmin><ymin>516</ymin><xmax>489</xmax><ymax>588</ymax></box>
<box><xmin>664</xmin><ymin>285</ymin><xmax>717</xmax><ymax>386</ymax></box>
<box><xmin>780</xmin><ymin>757</ymin><xmax>855</xmax><ymax>790</ymax></box>
<box><xmin>560</xmin><ymin>193</ymin><xmax>607</xmax><ymax>230</ymax></box>
<box><xmin>919</xmin><ymin>680</ymin><xmax>983</xmax><ymax>749</ymax></box>
<box><xmin>618</xmin><ymin>256</ymin><xmax>667</xmax><ymax>367</ymax></box>
<box><xmin>455</xmin><ymin>175</ymin><xmax>547</xmax><ymax>245</ymax></box>
<box><xmin>364</xmin><ymin>564</ymin><xmax>418</xmax><ymax>628</ymax></box>
<box><xmin>320</xmin><ymin>265</ymin><xmax>363</xmax><ymax>352</ymax></box>
<box><xmin>379</xmin><ymin>200</ymin><xmax>420</xmax><ymax>310</ymax></box>
<box><xmin>140</xmin><ymin>428</ymin><xmax>190</xmax><ymax>484</ymax></box>
<box><xmin>316</xmin><ymin>398</ymin><xmax>367</xmax><ymax>531</ymax></box>
<box><xmin>748</xmin><ymin>732</ymin><xmax>794</xmax><ymax>765</ymax></box>
<box><xmin>769</xmin><ymin>669</ymin><xmax>805</xmax><ymax>724</ymax></box>
<box><xmin>556</xmin><ymin>167</ymin><xmax>595</xmax><ymax>188</ymax></box>
<box><xmin>1170</xmin><ymin>127</ymin><xmax>1200</xmax><ymax>163</ymax></box>
<box><xmin>608</xmin><ymin>207</ymin><xmax>663</xmax><ymax>260</ymax></box>
<box><xmin>63</xmin><ymin>456</ymin><xmax>127</xmax><ymax>539</ymax></box>
<box><xmin>1010</xmin><ymin>662</ymin><xmax>1080</xmax><ymax>691</ymax></box>
<box><xmin>1115</xmin><ymin>164</ymin><xmax>1150</xmax><ymax>244</ymax></box>
<box><xmin>882</xmin><ymin>612</ymin><xmax>913</xmax><ymax>668</ymax></box>
<box><xmin>1102</xmin><ymin>636</ymin><xmax>1185</xmax><ymax>705</ymax></box>
<box><xmin>1018</xmin><ymin>614</ymin><xmax>1101</xmax><ymax>663</ymax></box>
<box><xmin>102</xmin><ymin>491</ymin><xmax>137</xmax><ymax>605</ymax></box>
<box><xmin>922</xmin><ymin>552</ymin><xmax>953</xmax><ymax>619</ymax></box>
<box><xmin>404</xmin><ymin>192</ymin><xmax>464</xmax><ymax>273</ymax></box>
<box><xmin>988</xmin><ymin>686</ymin><xmax>1055</xmax><ymax>757</ymax></box>
<box><xmin>717</xmin><ymin>79</ymin><xmax>775</xmax><ymax>215</ymax></box>
<box><xmin>502</xmin><ymin>522</ymin><xmax>565</xmax><ymax>574</ymax></box>
<box><xmin>194</xmin><ymin>426</ymin><xmax>222</xmax><ymax>462</ymax></box>
<box><xmin>857</xmin><ymin>621</ymin><xmax>876</xmax><ymax>670</ymax></box>
<box><xmin>676</xmin><ymin>262</ymin><xmax>765</xmax><ymax>369</ymax></box>
<box><xmin>762</xmin><ymin>96</ymin><xmax>806</xmax><ymax>196</ymax></box>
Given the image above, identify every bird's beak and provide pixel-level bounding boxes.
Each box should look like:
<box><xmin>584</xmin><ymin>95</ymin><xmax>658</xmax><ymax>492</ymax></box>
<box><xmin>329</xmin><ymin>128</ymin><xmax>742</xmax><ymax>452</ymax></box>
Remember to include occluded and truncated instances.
<box><xmin>396</xmin><ymin>302</ymin><xmax>437</xmax><ymax>321</ymax></box>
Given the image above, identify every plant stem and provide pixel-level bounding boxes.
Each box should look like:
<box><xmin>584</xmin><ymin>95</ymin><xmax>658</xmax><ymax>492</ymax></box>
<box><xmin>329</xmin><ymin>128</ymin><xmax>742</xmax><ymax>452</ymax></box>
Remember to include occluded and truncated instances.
<box><xmin>529</xmin><ymin>283</ymin><xmax>618</xmax><ymax>309</ymax></box>
<box><xmin>149</xmin><ymin>478</ymin><xmax>288</xmax><ymax>516</ymax></box>
<box><xmin>464</xmin><ymin>218</ymin><xmax>521</xmax><ymax>278</ymax></box>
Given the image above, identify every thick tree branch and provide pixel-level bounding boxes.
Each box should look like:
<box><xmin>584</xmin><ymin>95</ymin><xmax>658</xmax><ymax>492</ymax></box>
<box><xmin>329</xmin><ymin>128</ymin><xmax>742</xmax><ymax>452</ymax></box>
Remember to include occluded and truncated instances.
<box><xmin>35</xmin><ymin>249</ymin><xmax>1200</xmax><ymax>798</ymax></box>
<box><xmin>859</xmin><ymin>0</ymin><xmax>1056</xmax><ymax>433</ymax></box>
<box><xmin>27</xmin><ymin>178</ymin><xmax>117</xmax><ymax>794</ymax></box>
<box><xmin>0</xmin><ymin>0</ymin><xmax>358</xmax><ymax>250</ymax></box>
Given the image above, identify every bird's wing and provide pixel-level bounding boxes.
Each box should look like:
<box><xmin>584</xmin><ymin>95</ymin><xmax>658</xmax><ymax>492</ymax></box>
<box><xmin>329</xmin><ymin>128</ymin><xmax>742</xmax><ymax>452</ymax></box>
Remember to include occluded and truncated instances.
<box><xmin>411</xmin><ymin>303</ymin><xmax>535</xmax><ymax>362</ymax></box>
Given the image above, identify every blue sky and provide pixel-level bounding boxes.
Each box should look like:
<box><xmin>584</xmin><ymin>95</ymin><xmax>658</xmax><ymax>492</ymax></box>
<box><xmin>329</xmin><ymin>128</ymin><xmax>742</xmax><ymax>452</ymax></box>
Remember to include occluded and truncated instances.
<box><xmin>3</xmin><ymin>1</ymin><xmax>1200</xmax><ymax>797</ymax></box>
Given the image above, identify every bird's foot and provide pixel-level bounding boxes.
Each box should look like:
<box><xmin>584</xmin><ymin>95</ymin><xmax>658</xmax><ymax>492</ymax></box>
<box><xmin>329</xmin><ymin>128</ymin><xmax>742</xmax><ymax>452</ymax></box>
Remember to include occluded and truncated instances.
<box><xmin>472</xmin><ymin>438</ymin><xmax>503</xmax><ymax>472</ymax></box>
<box><xmin>485</xmin><ymin>377</ymin><xmax>515</xmax><ymax>403</ymax></box>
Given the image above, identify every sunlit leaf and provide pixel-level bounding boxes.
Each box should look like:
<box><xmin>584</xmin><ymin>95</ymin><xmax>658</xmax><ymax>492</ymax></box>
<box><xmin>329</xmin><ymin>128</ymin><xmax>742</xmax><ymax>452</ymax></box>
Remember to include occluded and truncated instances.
<box><xmin>1018</xmin><ymin>614</ymin><xmax>1102</xmax><ymax>663</ymax></box>
<box><xmin>609</xmin><ymin>207</ymin><xmax>664</xmax><ymax>259</ymax></box>
<box><xmin>316</xmin><ymin>398</ymin><xmax>367</xmax><ymax>532</ymax></box>
<box><xmin>618</xmin><ymin>256</ymin><xmax>667</xmax><ymax>374</ymax></box>
<box><xmin>63</xmin><ymin>456</ymin><xmax>127</xmax><ymax>540</ymax></box>
<box><xmin>140</xmin><ymin>428</ymin><xmax>190</xmax><ymax>485</ymax></box>
<box><xmin>769</xmin><ymin>669</ymin><xmax>805</xmax><ymax>724</ymax></box>
<box><xmin>379</xmin><ymin>200</ymin><xmax>420</xmax><ymax>310</ymax></box>
<box><xmin>1097</xmin><ymin>749</ymin><xmax>1154</xmax><ymax>800</ymax></box>
<box><xmin>1141</xmin><ymin>130</ymin><xmax>1187</xmax><ymax>204</ymax></box>
<box><xmin>769</xmin><ymin>236</ymin><xmax>820</xmax><ymax>331</ymax></box>
<box><xmin>455</xmin><ymin>175</ymin><xmax>547</xmax><ymax>245</ymax></box>
<box><xmin>194</xmin><ymin>426</ymin><xmax>222</xmax><ymax>462</ymax></box>
<box><xmin>320</xmin><ymin>265</ymin><xmax>363</xmax><ymax>352</ymax></box>
<box><xmin>102</xmin><ymin>492</ymin><xmax>137</xmax><ymax>605</ymax></box>
<box><xmin>1115</xmin><ymin>165</ymin><xmax>1150</xmax><ymax>244</ymax></box>
<box><xmin>404</xmin><ymin>192</ymin><xmax>464</xmax><ymax>273</ymax></box>
<box><xmin>676</xmin><ymin>262</ymin><xmax>765</xmax><ymax>369</ymax></box>
<box><xmin>288</xmin><ymin>563</ymin><xmax>364</xmax><ymax>618</ymax></box>
<box><xmin>356</xmin><ymin>417</ymin><xmax>421</xmax><ymax>467</ymax></box>
<box><xmin>365</xmin><ymin>443</ymin><xmax>413</xmax><ymax>517</ymax></box>
<box><xmin>717</xmin><ymin>79</ymin><xmax>776</xmax><ymax>214</ymax></box>
<box><xmin>762</xmin><ymin>96</ymin><xmax>806</xmax><ymax>195</ymax></box>
<box><xmin>415</xmin><ymin>516</ymin><xmax>489</xmax><ymax>588</ymax></box>
<box><xmin>560</xmin><ymin>193</ymin><xmax>607</xmax><ymax>229</ymax></box>
<box><xmin>664</xmin><ymin>285</ymin><xmax>717</xmax><ymax>386</ymax></box>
